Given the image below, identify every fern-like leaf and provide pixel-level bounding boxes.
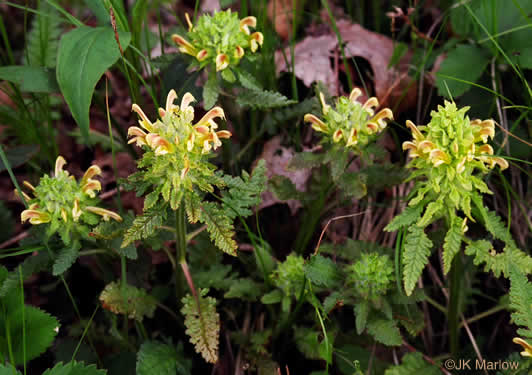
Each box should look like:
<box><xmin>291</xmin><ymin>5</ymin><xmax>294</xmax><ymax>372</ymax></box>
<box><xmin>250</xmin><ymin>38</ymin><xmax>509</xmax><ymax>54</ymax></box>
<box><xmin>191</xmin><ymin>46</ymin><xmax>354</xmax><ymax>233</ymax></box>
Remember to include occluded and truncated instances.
<box><xmin>236</xmin><ymin>88</ymin><xmax>296</xmax><ymax>109</ymax></box>
<box><xmin>509</xmin><ymin>264</ymin><xmax>532</xmax><ymax>339</ymax></box>
<box><xmin>263</xmin><ymin>98</ymin><xmax>318</xmax><ymax>133</ymax></box>
<box><xmin>384</xmin><ymin>204</ymin><xmax>424</xmax><ymax>232</ymax></box>
<box><xmin>52</xmin><ymin>240</ymin><xmax>81</xmax><ymax>276</ymax></box>
<box><xmin>199</xmin><ymin>201</ymin><xmax>237</xmax><ymax>256</ymax></box>
<box><xmin>402</xmin><ymin>226</ymin><xmax>433</xmax><ymax>296</ymax></box>
<box><xmin>26</xmin><ymin>2</ymin><xmax>61</xmax><ymax>68</ymax></box>
<box><xmin>181</xmin><ymin>289</ymin><xmax>220</xmax><ymax>364</ymax></box>
<box><xmin>99</xmin><ymin>281</ymin><xmax>157</xmax><ymax>322</ymax></box>
<box><xmin>366</xmin><ymin>319</ymin><xmax>402</xmax><ymax>346</ymax></box>
<box><xmin>221</xmin><ymin>160</ymin><xmax>267</xmax><ymax>219</ymax></box>
<box><xmin>304</xmin><ymin>255</ymin><xmax>341</xmax><ymax>288</ymax></box>
<box><xmin>122</xmin><ymin>208</ymin><xmax>166</xmax><ymax>247</ymax></box>
<box><xmin>442</xmin><ymin>217</ymin><xmax>464</xmax><ymax>274</ymax></box>
<box><xmin>465</xmin><ymin>240</ymin><xmax>532</xmax><ymax>278</ymax></box>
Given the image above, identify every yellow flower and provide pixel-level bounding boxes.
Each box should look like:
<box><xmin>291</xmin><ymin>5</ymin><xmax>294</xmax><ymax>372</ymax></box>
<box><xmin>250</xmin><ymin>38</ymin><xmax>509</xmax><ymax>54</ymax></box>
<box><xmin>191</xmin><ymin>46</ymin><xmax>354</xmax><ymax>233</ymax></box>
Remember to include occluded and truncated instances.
<box><xmin>513</xmin><ymin>337</ymin><xmax>532</xmax><ymax>357</ymax></box>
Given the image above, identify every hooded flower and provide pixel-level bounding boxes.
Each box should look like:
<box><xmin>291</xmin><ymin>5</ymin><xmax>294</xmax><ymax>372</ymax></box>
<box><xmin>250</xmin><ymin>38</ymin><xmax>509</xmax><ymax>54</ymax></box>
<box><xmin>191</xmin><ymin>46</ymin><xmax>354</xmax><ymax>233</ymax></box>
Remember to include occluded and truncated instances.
<box><xmin>19</xmin><ymin>156</ymin><xmax>121</xmax><ymax>238</ymax></box>
<box><xmin>304</xmin><ymin>88</ymin><xmax>393</xmax><ymax>150</ymax></box>
<box><xmin>402</xmin><ymin>101</ymin><xmax>509</xmax><ymax>218</ymax></box>
<box><xmin>171</xmin><ymin>10</ymin><xmax>263</xmax><ymax>74</ymax></box>
<box><xmin>128</xmin><ymin>90</ymin><xmax>232</xmax><ymax>210</ymax></box>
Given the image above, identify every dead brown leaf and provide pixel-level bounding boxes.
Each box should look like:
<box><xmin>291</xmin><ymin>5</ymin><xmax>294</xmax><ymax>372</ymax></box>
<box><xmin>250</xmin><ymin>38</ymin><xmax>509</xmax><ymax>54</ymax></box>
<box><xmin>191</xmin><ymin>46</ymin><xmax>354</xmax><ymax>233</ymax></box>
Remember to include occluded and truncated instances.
<box><xmin>256</xmin><ymin>136</ymin><xmax>311</xmax><ymax>215</ymax></box>
<box><xmin>275</xmin><ymin>34</ymin><xmax>339</xmax><ymax>95</ymax></box>
<box><xmin>275</xmin><ymin>19</ymin><xmax>417</xmax><ymax>112</ymax></box>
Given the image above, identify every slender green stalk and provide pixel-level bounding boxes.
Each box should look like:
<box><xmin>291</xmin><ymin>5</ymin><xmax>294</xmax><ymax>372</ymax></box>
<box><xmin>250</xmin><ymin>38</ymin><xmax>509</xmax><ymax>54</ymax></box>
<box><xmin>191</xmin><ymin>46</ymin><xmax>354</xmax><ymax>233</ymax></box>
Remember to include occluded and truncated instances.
<box><xmin>0</xmin><ymin>145</ymin><xmax>28</xmax><ymax>208</ymax></box>
<box><xmin>71</xmin><ymin>305</ymin><xmax>99</xmax><ymax>361</ymax></box>
<box><xmin>448</xmin><ymin>254</ymin><xmax>463</xmax><ymax>357</ymax></box>
<box><xmin>19</xmin><ymin>267</ymin><xmax>26</xmax><ymax>375</ymax></box>
<box><xmin>175</xmin><ymin>205</ymin><xmax>187</xmax><ymax>301</ymax></box>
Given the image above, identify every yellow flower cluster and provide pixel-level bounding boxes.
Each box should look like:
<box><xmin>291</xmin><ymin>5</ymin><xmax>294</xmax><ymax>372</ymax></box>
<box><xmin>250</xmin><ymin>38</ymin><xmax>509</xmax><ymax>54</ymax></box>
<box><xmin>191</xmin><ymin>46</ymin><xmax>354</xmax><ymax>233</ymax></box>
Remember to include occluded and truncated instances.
<box><xmin>20</xmin><ymin>156</ymin><xmax>121</xmax><ymax>225</ymax></box>
<box><xmin>128</xmin><ymin>90</ymin><xmax>231</xmax><ymax>179</ymax></box>
<box><xmin>304</xmin><ymin>88</ymin><xmax>393</xmax><ymax>149</ymax></box>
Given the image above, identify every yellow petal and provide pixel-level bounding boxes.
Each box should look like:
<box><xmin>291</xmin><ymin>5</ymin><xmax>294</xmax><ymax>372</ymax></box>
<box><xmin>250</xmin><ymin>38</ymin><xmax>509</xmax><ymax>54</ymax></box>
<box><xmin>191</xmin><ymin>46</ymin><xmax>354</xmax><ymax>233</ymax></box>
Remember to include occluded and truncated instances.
<box><xmin>81</xmin><ymin>165</ymin><xmax>102</xmax><ymax>186</ymax></box>
<box><xmin>513</xmin><ymin>337</ymin><xmax>532</xmax><ymax>357</ymax></box>
<box><xmin>215</xmin><ymin>53</ymin><xmax>229</xmax><ymax>71</ymax></box>
<box><xmin>72</xmin><ymin>198</ymin><xmax>82</xmax><ymax>222</ymax></box>
<box><xmin>406</xmin><ymin>120</ymin><xmax>424</xmax><ymax>141</ymax></box>
<box><xmin>349</xmin><ymin>88</ymin><xmax>362</xmax><ymax>103</ymax></box>
<box><xmin>55</xmin><ymin>156</ymin><xmax>67</xmax><ymax>177</ymax></box>
<box><xmin>372</xmin><ymin>108</ymin><xmax>393</xmax><ymax>129</ymax></box>
<box><xmin>362</xmin><ymin>97</ymin><xmax>379</xmax><ymax>113</ymax></box>
<box><xmin>82</xmin><ymin>179</ymin><xmax>102</xmax><ymax>198</ymax></box>
<box><xmin>131</xmin><ymin>104</ymin><xmax>154</xmax><ymax>132</ymax></box>
<box><xmin>21</xmin><ymin>209</ymin><xmax>51</xmax><ymax>224</ymax></box>
<box><xmin>61</xmin><ymin>208</ymin><xmax>68</xmax><ymax>222</ymax></box>
<box><xmin>195</xmin><ymin>107</ymin><xmax>225</xmax><ymax>127</ymax></box>
<box><xmin>333</xmin><ymin>129</ymin><xmax>343</xmax><ymax>142</ymax></box>
<box><xmin>85</xmin><ymin>206</ymin><xmax>122</xmax><ymax>222</ymax></box>
<box><xmin>197</xmin><ymin>49</ymin><xmax>209</xmax><ymax>61</ymax></box>
<box><xmin>180</xmin><ymin>92</ymin><xmax>196</xmax><ymax>111</ymax></box>
<box><xmin>304</xmin><ymin>114</ymin><xmax>328</xmax><ymax>133</ymax></box>
<box><xmin>216</xmin><ymin>130</ymin><xmax>232</xmax><ymax>139</ymax></box>
<box><xmin>346</xmin><ymin>128</ymin><xmax>358</xmax><ymax>146</ymax></box>
<box><xmin>23</xmin><ymin>181</ymin><xmax>35</xmax><ymax>191</ymax></box>
<box><xmin>240</xmin><ymin>16</ymin><xmax>257</xmax><ymax>34</ymax></box>
<box><xmin>185</xmin><ymin>12</ymin><xmax>193</xmax><ymax>31</ymax></box>
<box><xmin>319</xmin><ymin>92</ymin><xmax>330</xmax><ymax>115</ymax></box>
<box><xmin>166</xmin><ymin>89</ymin><xmax>178</xmax><ymax>113</ymax></box>
<box><xmin>250</xmin><ymin>32</ymin><xmax>264</xmax><ymax>52</ymax></box>
<box><xmin>234</xmin><ymin>46</ymin><xmax>244</xmax><ymax>59</ymax></box>
<box><xmin>171</xmin><ymin>34</ymin><xmax>197</xmax><ymax>56</ymax></box>
<box><xmin>14</xmin><ymin>189</ymin><xmax>32</xmax><ymax>202</ymax></box>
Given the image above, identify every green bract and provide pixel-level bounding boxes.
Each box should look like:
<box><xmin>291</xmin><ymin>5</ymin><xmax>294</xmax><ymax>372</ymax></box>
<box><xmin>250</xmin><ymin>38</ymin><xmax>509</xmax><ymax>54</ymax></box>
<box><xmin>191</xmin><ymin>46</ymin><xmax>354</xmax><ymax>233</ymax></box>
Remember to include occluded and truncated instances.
<box><xmin>19</xmin><ymin>156</ymin><xmax>121</xmax><ymax>242</ymax></box>
<box><xmin>402</xmin><ymin>100</ymin><xmax>508</xmax><ymax>220</ymax></box>
<box><xmin>347</xmin><ymin>253</ymin><xmax>394</xmax><ymax>300</ymax></box>
<box><xmin>172</xmin><ymin>10</ymin><xmax>263</xmax><ymax>73</ymax></box>
<box><xmin>304</xmin><ymin>88</ymin><xmax>393</xmax><ymax>151</ymax></box>
<box><xmin>127</xmin><ymin>90</ymin><xmax>232</xmax><ymax>210</ymax></box>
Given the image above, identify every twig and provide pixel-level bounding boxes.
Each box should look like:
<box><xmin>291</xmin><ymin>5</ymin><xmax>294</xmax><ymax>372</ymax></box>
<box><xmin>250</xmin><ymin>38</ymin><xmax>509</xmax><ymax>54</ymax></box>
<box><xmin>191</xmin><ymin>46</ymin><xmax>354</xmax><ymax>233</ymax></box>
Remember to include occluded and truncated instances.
<box><xmin>314</xmin><ymin>210</ymin><xmax>369</xmax><ymax>255</ymax></box>
<box><xmin>0</xmin><ymin>230</ymin><xmax>29</xmax><ymax>249</ymax></box>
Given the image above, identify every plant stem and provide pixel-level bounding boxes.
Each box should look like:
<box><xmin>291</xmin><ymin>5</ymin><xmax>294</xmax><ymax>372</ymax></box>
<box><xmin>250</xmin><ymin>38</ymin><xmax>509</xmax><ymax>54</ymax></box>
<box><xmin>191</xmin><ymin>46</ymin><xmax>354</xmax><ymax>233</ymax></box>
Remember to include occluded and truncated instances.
<box><xmin>175</xmin><ymin>205</ymin><xmax>187</xmax><ymax>301</ymax></box>
<box><xmin>448</xmin><ymin>254</ymin><xmax>462</xmax><ymax>357</ymax></box>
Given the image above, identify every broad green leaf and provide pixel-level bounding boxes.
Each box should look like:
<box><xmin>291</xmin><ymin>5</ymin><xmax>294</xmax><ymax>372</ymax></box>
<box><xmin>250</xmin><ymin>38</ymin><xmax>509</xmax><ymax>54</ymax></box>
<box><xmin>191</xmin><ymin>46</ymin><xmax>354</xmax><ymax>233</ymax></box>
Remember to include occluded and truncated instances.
<box><xmin>42</xmin><ymin>361</ymin><xmax>107</xmax><ymax>375</ymax></box>
<box><xmin>384</xmin><ymin>352</ymin><xmax>440</xmax><ymax>375</ymax></box>
<box><xmin>366</xmin><ymin>319</ymin><xmax>402</xmax><ymax>346</ymax></box>
<box><xmin>136</xmin><ymin>341</ymin><xmax>191</xmax><ymax>375</ymax></box>
<box><xmin>56</xmin><ymin>26</ymin><xmax>131</xmax><ymax>142</ymax></box>
<box><xmin>354</xmin><ymin>301</ymin><xmax>369</xmax><ymax>334</ymax></box>
<box><xmin>0</xmin><ymin>145</ymin><xmax>39</xmax><ymax>173</ymax></box>
<box><xmin>304</xmin><ymin>255</ymin><xmax>341</xmax><ymax>288</ymax></box>
<box><xmin>436</xmin><ymin>44</ymin><xmax>489</xmax><ymax>97</ymax></box>
<box><xmin>202</xmin><ymin>73</ymin><xmax>219</xmax><ymax>109</ymax></box>
<box><xmin>0</xmin><ymin>66</ymin><xmax>59</xmax><ymax>93</ymax></box>
<box><xmin>0</xmin><ymin>364</ymin><xmax>20</xmax><ymax>375</ymax></box>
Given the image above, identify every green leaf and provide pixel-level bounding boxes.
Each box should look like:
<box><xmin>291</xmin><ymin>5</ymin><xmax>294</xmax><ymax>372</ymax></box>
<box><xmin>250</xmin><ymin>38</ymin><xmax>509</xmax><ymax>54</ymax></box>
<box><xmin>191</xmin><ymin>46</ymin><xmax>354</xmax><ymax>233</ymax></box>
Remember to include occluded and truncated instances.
<box><xmin>354</xmin><ymin>301</ymin><xmax>369</xmax><ymax>335</ymax></box>
<box><xmin>224</xmin><ymin>278</ymin><xmax>262</xmax><ymax>301</ymax></box>
<box><xmin>509</xmin><ymin>264</ymin><xmax>532</xmax><ymax>339</ymax></box>
<box><xmin>56</xmin><ymin>26</ymin><xmax>131</xmax><ymax>142</ymax></box>
<box><xmin>0</xmin><ymin>252</ymin><xmax>51</xmax><ymax>297</ymax></box>
<box><xmin>384</xmin><ymin>204</ymin><xmax>424</xmax><ymax>232</ymax></box>
<box><xmin>236</xmin><ymin>88</ymin><xmax>296</xmax><ymax>109</ymax></box>
<box><xmin>416</xmin><ymin>201</ymin><xmax>442</xmax><ymax>228</ymax></box>
<box><xmin>261</xmin><ymin>289</ymin><xmax>283</xmax><ymax>304</ymax></box>
<box><xmin>181</xmin><ymin>289</ymin><xmax>220</xmax><ymax>364</ymax></box>
<box><xmin>366</xmin><ymin>319</ymin><xmax>402</xmax><ymax>346</ymax></box>
<box><xmin>26</xmin><ymin>2</ymin><xmax>61</xmax><ymax>68</ymax></box>
<box><xmin>442</xmin><ymin>217</ymin><xmax>463</xmax><ymax>274</ymax></box>
<box><xmin>52</xmin><ymin>240</ymin><xmax>82</xmax><ymax>276</ymax></box>
<box><xmin>384</xmin><ymin>352</ymin><xmax>440</xmax><ymax>375</ymax></box>
<box><xmin>402</xmin><ymin>226</ymin><xmax>432</xmax><ymax>296</ymax></box>
<box><xmin>221</xmin><ymin>68</ymin><xmax>236</xmax><ymax>83</ymax></box>
<box><xmin>199</xmin><ymin>202</ymin><xmax>237</xmax><ymax>256</ymax></box>
<box><xmin>0</xmin><ymin>267</ymin><xmax>60</xmax><ymax>366</ymax></box>
<box><xmin>99</xmin><ymin>281</ymin><xmax>157</xmax><ymax>322</ymax></box>
<box><xmin>237</xmin><ymin>69</ymin><xmax>262</xmax><ymax>90</ymax></box>
<box><xmin>0</xmin><ymin>364</ymin><xmax>20</xmax><ymax>375</ymax></box>
<box><xmin>221</xmin><ymin>160</ymin><xmax>267</xmax><ymax>219</ymax></box>
<box><xmin>0</xmin><ymin>66</ymin><xmax>59</xmax><ymax>93</ymax></box>
<box><xmin>136</xmin><ymin>341</ymin><xmax>191</xmax><ymax>375</ymax></box>
<box><xmin>122</xmin><ymin>208</ymin><xmax>166</xmax><ymax>248</ymax></box>
<box><xmin>435</xmin><ymin>44</ymin><xmax>490</xmax><ymax>98</ymax></box>
<box><xmin>42</xmin><ymin>361</ymin><xmax>107</xmax><ymax>375</ymax></box>
<box><xmin>304</xmin><ymin>255</ymin><xmax>341</xmax><ymax>288</ymax></box>
<box><xmin>288</xmin><ymin>151</ymin><xmax>324</xmax><ymax>170</ymax></box>
<box><xmin>203</xmin><ymin>73</ymin><xmax>219</xmax><ymax>109</ymax></box>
